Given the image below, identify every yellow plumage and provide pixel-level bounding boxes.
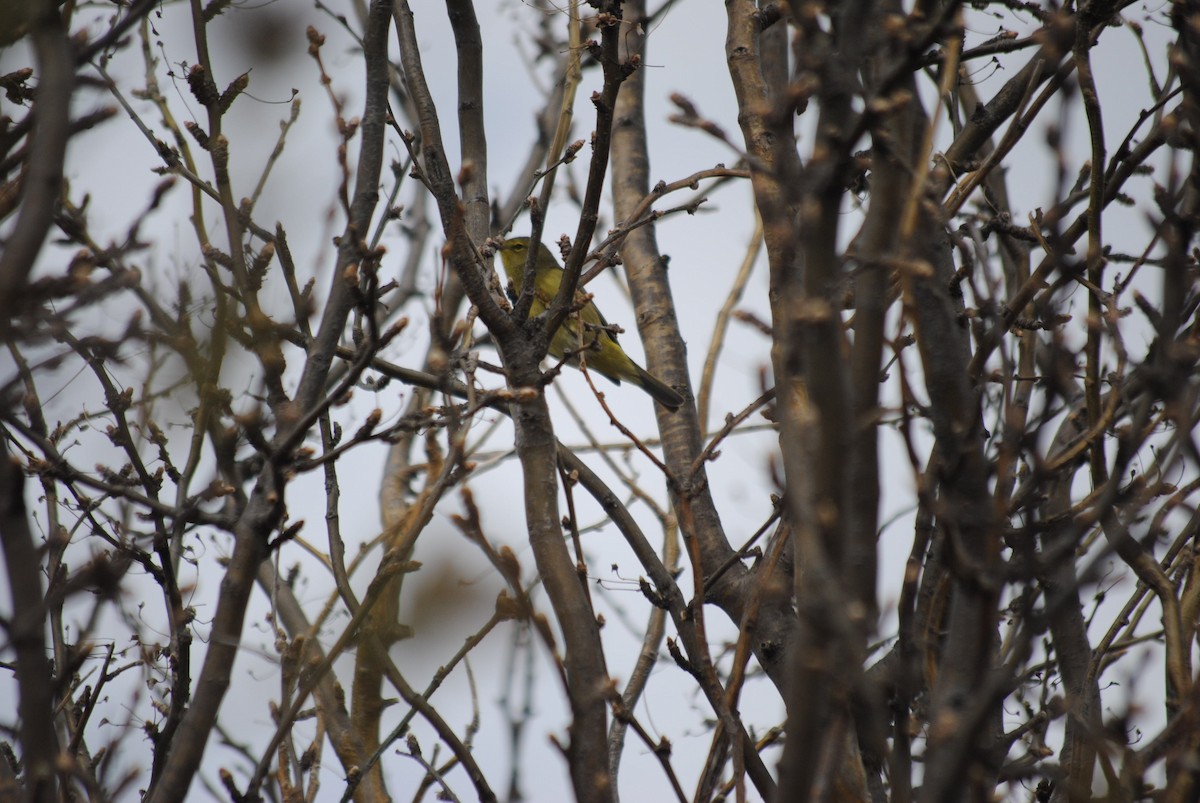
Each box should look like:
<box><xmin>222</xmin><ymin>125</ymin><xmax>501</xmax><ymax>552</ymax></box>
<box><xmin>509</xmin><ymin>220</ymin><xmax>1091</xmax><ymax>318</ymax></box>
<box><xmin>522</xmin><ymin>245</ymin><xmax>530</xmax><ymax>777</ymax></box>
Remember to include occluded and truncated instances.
<box><xmin>496</xmin><ymin>237</ymin><xmax>684</xmax><ymax>410</ymax></box>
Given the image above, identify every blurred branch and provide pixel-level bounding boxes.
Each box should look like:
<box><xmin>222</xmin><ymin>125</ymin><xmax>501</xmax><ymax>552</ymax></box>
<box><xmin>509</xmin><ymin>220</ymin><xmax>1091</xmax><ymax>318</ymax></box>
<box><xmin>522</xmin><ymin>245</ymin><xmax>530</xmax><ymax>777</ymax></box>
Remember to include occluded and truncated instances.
<box><xmin>0</xmin><ymin>442</ymin><xmax>61</xmax><ymax>802</ymax></box>
<box><xmin>0</xmin><ymin>5</ymin><xmax>72</xmax><ymax>331</ymax></box>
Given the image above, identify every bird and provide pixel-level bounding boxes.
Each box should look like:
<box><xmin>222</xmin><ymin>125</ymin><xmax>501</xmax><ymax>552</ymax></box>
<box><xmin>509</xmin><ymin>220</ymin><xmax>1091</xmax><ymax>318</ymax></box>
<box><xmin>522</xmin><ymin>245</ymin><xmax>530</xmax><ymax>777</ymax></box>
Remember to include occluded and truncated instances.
<box><xmin>495</xmin><ymin>237</ymin><xmax>684</xmax><ymax>410</ymax></box>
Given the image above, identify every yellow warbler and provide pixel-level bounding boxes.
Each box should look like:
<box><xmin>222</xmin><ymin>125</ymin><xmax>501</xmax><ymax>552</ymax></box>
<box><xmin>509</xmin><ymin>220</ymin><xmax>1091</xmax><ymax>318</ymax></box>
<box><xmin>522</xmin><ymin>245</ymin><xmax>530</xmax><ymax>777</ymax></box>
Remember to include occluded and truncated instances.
<box><xmin>496</xmin><ymin>237</ymin><xmax>684</xmax><ymax>410</ymax></box>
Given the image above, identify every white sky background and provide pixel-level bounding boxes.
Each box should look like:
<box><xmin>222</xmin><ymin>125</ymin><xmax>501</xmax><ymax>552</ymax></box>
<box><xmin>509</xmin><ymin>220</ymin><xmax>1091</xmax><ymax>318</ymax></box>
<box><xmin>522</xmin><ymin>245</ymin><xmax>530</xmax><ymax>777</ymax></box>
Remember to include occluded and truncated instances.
<box><xmin>0</xmin><ymin>0</ymin><xmax>1183</xmax><ymax>800</ymax></box>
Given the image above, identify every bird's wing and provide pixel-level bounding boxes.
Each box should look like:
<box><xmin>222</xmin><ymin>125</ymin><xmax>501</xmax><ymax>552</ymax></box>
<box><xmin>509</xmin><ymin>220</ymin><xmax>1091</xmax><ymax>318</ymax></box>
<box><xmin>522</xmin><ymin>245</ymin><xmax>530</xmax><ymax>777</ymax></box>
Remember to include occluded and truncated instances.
<box><xmin>575</xmin><ymin>290</ymin><xmax>619</xmax><ymax>344</ymax></box>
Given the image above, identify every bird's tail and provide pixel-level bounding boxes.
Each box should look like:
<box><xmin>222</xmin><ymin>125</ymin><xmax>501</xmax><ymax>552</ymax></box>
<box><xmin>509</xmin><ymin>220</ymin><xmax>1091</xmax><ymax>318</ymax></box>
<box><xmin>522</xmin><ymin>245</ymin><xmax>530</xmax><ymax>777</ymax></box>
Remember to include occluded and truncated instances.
<box><xmin>633</xmin><ymin>365</ymin><xmax>685</xmax><ymax>410</ymax></box>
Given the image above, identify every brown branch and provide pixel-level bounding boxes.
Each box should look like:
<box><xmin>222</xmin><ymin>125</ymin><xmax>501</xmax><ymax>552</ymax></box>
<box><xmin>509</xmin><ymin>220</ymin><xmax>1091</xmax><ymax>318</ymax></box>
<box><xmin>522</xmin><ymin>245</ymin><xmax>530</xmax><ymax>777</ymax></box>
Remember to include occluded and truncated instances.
<box><xmin>142</xmin><ymin>2</ymin><xmax>396</xmax><ymax>799</ymax></box>
<box><xmin>1074</xmin><ymin>8</ymin><xmax>1108</xmax><ymax>492</ymax></box>
<box><xmin>0</xmin><ymin>5</ymin><xmax>72</xmax><ymax>333</ymax></box>
<box><xmin>0</xmin><ymin>443</ymin><xmax>61</xmax><ymax>802</ymax></box>
<box><xmin>392</xmin><ymin>3</ymin><xmax>623</xmax><ymax>797</ymax></box>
